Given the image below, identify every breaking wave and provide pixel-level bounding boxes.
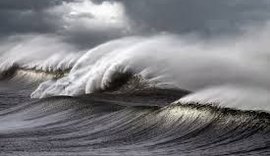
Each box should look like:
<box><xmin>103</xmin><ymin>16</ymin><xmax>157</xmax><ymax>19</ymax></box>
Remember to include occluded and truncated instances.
<box><xmin>1</xmin><ymin>1</ymin><xmax>270</xmax><ymax>155</ymax></box>
<box><xmin>0</xmin><ymin>32</ymin><xmax>270</xmax><ymax>156</ymax></box>
<box><xmin>1</xmin><ymin>33</ymin><xmax>270</xmax><ymax>112</ymax></box>
<box><xmin>0</xmin><ymin>35</ymin><xmax>82</xmax><ymax>80</ymax></box>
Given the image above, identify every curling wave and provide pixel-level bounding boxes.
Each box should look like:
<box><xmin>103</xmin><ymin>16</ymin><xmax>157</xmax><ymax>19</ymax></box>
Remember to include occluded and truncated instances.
<box><xmin>1</xmin><ymin>34</ymin><xmax>270</xmax><ymax>112</ymax></box>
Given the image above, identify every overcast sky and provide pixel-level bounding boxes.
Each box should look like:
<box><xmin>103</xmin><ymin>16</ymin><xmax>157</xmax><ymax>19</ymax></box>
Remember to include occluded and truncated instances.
<box><xmin>1</xmin><ymin>0</ymin><xmax>270</xmax><ymax>48</ymax></box>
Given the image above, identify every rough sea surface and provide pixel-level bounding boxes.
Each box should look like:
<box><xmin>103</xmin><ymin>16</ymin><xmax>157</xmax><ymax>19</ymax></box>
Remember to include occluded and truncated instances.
<box><xmin>0</xmin><ymin>77</ymin><xmax>270</xmax><ymax>156</ymax></box>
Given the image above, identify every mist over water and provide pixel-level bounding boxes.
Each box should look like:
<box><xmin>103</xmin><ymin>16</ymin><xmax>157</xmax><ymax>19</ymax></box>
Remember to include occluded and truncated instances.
<box><xmin>0</xmin><ymin>25</ymin><xmax>269</xmax><ymax>112</ymax></box>
<box><xmin>1</xmin><ymin>29</ymin><xmax>270</xmax><ymax>111</ymax></box>
<box><xmin>20</xmin><ymin>30</ymin><xmax>268</xmax><ymax>111</ymax></box>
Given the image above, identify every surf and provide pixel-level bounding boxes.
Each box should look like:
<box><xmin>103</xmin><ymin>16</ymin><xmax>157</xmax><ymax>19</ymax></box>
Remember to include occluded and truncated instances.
<box><xmin>1</xmin><ymin>33</ymin><xmax>270</xmax><ymax>112</ymax></box>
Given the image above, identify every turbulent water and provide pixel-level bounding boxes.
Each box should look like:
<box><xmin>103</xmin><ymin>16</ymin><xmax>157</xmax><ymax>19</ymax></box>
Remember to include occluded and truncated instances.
<box><xmin>0</xmin><ymin>34</ymin><xmax>270</xmax><ymax>156</ymax></box>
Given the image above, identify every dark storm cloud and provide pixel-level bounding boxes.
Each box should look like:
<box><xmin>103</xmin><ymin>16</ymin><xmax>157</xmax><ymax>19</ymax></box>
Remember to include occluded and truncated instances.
<box><xmin>121</xmin><ymin>0</ymin><xmax>270</xmax><ymax>36</ymax></box>
<box><xmin>0</xmin><ymin>0</ymin><xmax>129</xmax><ymax>48</ymax></box>
<box><xmin>1</xmin><ymin>0</ymin><xmax>270</xmax><ymax>47</ymax></box>
<box><xmin>0</xmin><ymin>0</ymin><xmax>74</xmax><ymax>10</ymax></box>
<box><xmin>0</xmin><ymin>9</ymin><xmax>57</xmax><ymax>35</ymax></box>
<box><xmin>0</xmin><ymin>0</ymin><xmax>74</xmax><ymax>36</ymax></box>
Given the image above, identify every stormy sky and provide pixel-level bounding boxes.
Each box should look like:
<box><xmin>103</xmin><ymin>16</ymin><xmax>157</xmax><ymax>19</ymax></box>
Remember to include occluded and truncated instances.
<box><xmin>1</xmin><ymin>0</ymin><xmax>270</xmax><ymax>48</ymax></box>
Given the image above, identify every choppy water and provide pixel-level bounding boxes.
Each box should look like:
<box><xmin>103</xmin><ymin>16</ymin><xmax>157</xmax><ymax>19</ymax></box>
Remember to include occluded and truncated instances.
<box><xmin>0</xmin><ymin>80</ymin><xmax>270</xmax><ymax>156</ymax></box>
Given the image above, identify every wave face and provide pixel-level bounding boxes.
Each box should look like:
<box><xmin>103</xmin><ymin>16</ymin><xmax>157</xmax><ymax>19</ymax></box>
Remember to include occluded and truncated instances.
<box><xmin>0</xmin><ymin>90</ymin><xmax>270</xmax><ymax>156</ymax></box>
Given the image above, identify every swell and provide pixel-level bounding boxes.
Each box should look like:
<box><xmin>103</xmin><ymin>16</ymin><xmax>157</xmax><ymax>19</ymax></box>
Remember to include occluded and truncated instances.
<box><xmin>0</xmin><ymin>93</ymin><xmax>269</xmax><ymax>155</ymax></box>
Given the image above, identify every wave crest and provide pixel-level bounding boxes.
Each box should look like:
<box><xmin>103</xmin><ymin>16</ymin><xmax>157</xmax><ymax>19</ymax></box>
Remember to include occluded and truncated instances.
<box><xmin>1</xmin><ymin>34</ymin><xmax>270</xmax><ymax>112</ymax></box>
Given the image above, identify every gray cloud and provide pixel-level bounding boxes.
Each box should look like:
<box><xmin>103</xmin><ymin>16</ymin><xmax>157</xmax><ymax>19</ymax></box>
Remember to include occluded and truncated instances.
<box><xmin>0</xmin><ymin>0</ymin><xmax>131</xmax><ymax>48</ymax></box>
<box><xmin>0</xmin><ymin>0</ymin><xmax>270</xmax><ymax>48</ymax></box>
<box><xmin>0</xmin><ymin>0</ymin><xmax>73</xmax><ymax>10</ymax></box>
<box><xmin>0</xmin><ymin>0</ymin><xmax>71</xmax><ymax>36</ymax></box>
<box><xmin>0</xmin><ymin>9</ymin><xmax>58</xmax><ymax>35</ymax></box>
<box><xmin>121</xmin><ymin>0</ymin><xmax>270</xmax><ymax>36</ymax></box>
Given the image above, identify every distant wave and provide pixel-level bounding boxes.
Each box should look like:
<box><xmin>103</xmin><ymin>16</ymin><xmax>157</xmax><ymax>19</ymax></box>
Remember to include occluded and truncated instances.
<box><xmin>0</xmin><ymin>64</ymin><xmax>69</xmax><ymax>81</ymax></box>
<box><xmin>0</xmin><ymin>35</ymin><xmax>83</xmax><ymax>81</ymax></box>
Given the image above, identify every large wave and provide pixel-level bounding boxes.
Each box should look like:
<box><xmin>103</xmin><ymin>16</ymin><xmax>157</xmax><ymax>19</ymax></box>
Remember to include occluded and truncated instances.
<box><xmin>1</xmin><ymin>30</ymin><xmax>270</xmax><ymax>112</ymax></box>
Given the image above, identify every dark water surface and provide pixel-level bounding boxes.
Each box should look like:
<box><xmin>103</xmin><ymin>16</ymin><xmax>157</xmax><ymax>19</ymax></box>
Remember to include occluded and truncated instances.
<box><xmin>0</xmin><ymin>82</ymin><xmax>270</xmax><ymax>156</ymax></box>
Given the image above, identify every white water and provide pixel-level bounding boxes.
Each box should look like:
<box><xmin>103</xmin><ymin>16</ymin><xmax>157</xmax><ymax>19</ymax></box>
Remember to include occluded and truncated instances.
<box><xmin>0</xmin><ymin>27</ymin><xmax>270</xmax><ymax>111</ymax></box>
<box><xmin>177</xmin><ymin>85</ymin><xmax>270</xmax><ymax>111</ymax></box>
<box><xmin>0</xmin><ymin>35</ymin><xmax>83</xmax><ymax>73</ymax></box>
